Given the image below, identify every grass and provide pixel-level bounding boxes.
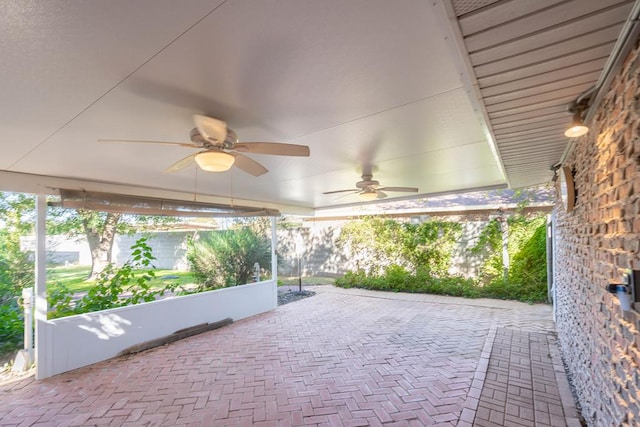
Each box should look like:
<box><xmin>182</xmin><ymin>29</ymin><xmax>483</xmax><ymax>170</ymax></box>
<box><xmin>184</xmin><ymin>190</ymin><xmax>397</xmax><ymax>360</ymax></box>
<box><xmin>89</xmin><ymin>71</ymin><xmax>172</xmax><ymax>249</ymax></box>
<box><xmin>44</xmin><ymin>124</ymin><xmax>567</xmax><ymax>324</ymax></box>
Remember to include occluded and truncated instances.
<box><xmin>45</xmin><ymin>266</ymin><xmax>335</xmax><ymax>295</ymax></box>
<box><xmin>46</xmin><ymin>265</ymin><xmax>93</xmax><ymax>291</ymax></box>
<box><xmin>277</xmin><ymin>276</ymin><xmax>335</xmax><ymax>286</ymax></box>
<box><xmin>46</xmin><ymin>265</ymin><xmax>197</xmax><ymax>293</ymax></box>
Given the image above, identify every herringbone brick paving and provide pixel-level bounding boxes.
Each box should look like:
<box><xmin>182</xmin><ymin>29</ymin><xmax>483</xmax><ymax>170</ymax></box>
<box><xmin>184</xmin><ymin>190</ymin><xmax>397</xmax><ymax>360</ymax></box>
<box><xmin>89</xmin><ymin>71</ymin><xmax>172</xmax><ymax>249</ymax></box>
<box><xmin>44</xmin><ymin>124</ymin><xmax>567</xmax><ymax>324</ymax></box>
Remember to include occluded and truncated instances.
<box><xmin>472</xmin><ymin>329</ymin><xmax>577</xmax><ymax>427</ymax></box>
<box><xmin>0</xmin><ymin>286</ymin><xmax>576</xmax><ymax>426</ymax></box>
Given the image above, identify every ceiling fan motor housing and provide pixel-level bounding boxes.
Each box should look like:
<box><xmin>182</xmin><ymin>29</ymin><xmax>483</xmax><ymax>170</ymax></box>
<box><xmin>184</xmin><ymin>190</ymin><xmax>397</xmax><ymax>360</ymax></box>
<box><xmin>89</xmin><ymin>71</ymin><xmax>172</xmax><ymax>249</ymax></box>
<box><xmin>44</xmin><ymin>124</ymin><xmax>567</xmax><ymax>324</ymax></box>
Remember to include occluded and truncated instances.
<box><xmin>356</xmin><ymin>179</ymin><xmax>379</xmax><ymax>188</ymax></box>
<box><xmin>190</xmin><ymin>127</ymin><xmax>207</xmax><ymax>145</ymax></box>
<box><xmin>190</xmin><ymin>127</ymin><xmax>238</xmax><ymax>150</ymax></box>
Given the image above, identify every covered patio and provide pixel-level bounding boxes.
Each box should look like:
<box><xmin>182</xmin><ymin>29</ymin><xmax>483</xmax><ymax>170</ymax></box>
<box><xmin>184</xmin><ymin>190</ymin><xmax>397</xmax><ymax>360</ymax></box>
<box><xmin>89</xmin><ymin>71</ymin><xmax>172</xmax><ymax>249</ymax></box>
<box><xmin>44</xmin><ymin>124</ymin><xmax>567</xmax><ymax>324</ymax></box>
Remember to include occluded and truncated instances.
<box><xmin>2</xmin><ymin>0</ymin><xmax>640</xmax><ymax>424</ymax></box>
<box><xmin>1</xmin><ymin>286</ymin><xmax>578</xmax><ymax>426</ymax></box>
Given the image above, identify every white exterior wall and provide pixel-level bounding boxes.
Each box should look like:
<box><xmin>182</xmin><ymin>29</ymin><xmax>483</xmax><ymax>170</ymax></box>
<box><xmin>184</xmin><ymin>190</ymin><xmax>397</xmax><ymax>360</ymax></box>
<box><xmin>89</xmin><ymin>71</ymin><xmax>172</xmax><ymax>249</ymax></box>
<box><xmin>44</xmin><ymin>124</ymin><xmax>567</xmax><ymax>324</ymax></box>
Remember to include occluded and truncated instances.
<box><xmin>36</xmin><ymin>280</ymin><xmax>276</xmax><ymax>379</ymax></box>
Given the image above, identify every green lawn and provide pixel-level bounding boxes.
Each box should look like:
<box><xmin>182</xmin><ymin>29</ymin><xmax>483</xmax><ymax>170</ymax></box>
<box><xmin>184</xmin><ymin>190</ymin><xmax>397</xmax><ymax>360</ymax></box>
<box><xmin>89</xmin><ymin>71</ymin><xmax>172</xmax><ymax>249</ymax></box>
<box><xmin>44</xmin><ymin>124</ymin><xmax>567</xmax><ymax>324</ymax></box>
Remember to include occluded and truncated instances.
<box><xmin>278</xmin><ymin>276</ymin><xmax>335</xmax><ymax>286</ymax></box>
<box><xmin>46</xmin><ymin>265</ymin><xmax>197</xmax><ymax>293</ymax></box>
<box><xmin>45</xmin><ymin>266</ymin><xmax>334</xmax><ymax>294</ymax></box>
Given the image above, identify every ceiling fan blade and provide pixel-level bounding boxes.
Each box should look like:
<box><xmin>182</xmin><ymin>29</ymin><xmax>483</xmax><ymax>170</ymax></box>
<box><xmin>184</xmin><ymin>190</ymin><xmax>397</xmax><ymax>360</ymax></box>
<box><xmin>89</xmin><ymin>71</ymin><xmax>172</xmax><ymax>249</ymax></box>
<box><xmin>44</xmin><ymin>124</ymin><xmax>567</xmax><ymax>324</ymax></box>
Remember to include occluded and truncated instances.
<box><xmin>235</xmin><ymin>142</ymin><xmax>310</xmax><ymax>157</ymax></box>
<box><xmin>232</xmin><ymin>153</ymin><xmax>268</xmax><ymax>176</ymax></box>
<box><xmin>193</xmin><ymin>114</ymin><xmax>227</xmax><ymax>143</ymax></box>
<box><xmin>98</xmin><ymin>139</ymin><xmax>198</xmax><ymax>148</ymax></box>
<box><xmin>323</xmin><ymin>189</ymin><xmax>358</xmax><ymax>195</ymax></box>
<box><xmin>378</xmin><ymin>186</ymin><xmax>419</xmax><ymax>193</ymax></box>
<box><xmin>164</xmin><ymin>153</ymin><xmax>197</xmax><ymax>173</ymax></box>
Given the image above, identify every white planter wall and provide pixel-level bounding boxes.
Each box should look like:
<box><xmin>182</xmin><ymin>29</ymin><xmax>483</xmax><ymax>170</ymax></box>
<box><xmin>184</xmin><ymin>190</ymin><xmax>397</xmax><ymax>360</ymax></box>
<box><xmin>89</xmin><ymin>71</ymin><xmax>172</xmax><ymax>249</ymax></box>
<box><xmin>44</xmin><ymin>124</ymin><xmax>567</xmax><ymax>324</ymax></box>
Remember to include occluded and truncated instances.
<box><xmin>36</xmin><ymin>280</ymin><xmax>277</xmax><ymax>379</ymax></box>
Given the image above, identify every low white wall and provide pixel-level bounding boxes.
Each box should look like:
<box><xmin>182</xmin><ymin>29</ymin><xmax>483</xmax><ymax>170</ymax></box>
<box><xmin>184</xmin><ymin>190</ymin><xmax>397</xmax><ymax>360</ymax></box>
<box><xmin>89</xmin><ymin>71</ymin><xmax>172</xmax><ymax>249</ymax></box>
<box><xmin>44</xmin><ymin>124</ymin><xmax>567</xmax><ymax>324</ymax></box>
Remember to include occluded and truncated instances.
<box><xmin>37</xmin><ymin>280</ymin><xmax>277</xmax><ymax>379</ymax></box>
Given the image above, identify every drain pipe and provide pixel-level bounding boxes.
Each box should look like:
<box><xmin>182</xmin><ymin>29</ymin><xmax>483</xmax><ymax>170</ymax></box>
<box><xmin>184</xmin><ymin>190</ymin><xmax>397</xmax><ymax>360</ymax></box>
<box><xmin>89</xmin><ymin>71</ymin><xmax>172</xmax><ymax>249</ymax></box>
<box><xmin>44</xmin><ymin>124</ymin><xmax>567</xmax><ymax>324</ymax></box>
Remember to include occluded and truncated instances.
<box><xmin>22</xmin><ymin>288</ymin><xmax>33</xmax><ymax>361</ymax></box>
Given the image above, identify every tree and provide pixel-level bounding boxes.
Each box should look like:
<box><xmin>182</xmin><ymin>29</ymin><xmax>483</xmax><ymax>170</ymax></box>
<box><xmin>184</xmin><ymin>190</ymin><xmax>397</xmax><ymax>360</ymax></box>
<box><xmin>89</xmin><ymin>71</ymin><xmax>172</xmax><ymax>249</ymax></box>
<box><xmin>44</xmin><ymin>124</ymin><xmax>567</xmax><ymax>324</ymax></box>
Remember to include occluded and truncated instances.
<box><xmin>0</xmin><ymin>193</ymin><xmax>36</xmax><ymax>354</ymax></box>
<box><xmin>47</xmin><ymin>206</ymin><xmax>182</xmax><ymax>279</ymax></box>
<box><xmin>81</xmin><ymin>211</ymin><xmax>122</xmax><ymax>279</ymax></box>
<box><xmin>1</xmin><ymin>190</ymin><xmax>194</xmax><ymax>280</ymax></box>
<box><xmin>46</xmin><ymin>207</ymin><xmax>125</xmax><ymax>279</ymax></box>
<box><xmin>0</xmin><ymin>193</ymin><xmax>36</xmax><ymax>298</ymax></box>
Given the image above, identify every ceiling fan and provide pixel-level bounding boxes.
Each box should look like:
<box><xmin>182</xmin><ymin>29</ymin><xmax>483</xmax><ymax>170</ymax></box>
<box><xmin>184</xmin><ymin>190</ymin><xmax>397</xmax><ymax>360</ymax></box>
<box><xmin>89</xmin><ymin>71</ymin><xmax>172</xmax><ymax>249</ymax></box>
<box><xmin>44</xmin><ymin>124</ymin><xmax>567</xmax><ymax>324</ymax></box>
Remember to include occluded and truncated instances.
<box><xmin>324</xmin><ymin>173</ymin><xmax>419</xmax><ymax>201</ymax></box>
<box><xmin>99</xmin><ymin>114</ymin><xmax>310</xmax><ymax>177</ymax></box>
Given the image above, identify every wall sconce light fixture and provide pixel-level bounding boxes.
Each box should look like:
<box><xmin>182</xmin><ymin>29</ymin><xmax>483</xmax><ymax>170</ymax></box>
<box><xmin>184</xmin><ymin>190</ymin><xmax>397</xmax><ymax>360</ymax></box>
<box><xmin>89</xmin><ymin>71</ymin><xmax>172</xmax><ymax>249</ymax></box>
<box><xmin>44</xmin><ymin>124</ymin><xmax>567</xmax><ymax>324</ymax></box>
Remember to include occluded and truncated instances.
<box><xmin>564</xmin><ymin>98</ymin><xmax>590</xmax><ymax>138</ymax></box>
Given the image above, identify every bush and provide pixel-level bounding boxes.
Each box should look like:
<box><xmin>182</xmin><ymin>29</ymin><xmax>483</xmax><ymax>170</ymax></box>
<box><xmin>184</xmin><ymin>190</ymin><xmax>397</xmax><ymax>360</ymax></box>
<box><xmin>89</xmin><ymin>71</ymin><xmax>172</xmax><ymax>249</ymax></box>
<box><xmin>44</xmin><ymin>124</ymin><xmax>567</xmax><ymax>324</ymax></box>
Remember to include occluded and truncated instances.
<box><xmin>187</xmin><ymin>226</ymin><xmax>271</xmax><ymax>290</ymax></box>
<box><xmin>0</xmin><ymin>301</ymin><xmax>22</xmax><ymax>354</ymax></box>
<box><xmin>48</xmin><ymin>238</ymin><xmax>177</xmax><ymax>319</ymax></box>
<box><xmin>336</xmin><ymin>267</ymin><xmax>481</xmax><ymax>298</ymax></box>
<box><xmin>0</xmin><ymin>193</ymin><xmax>36</xmax><ymax>355</ymax></box>
<box><xmin>335</xmin><ymin>214</ymin><xmax>549</xmax><ymax>304</ymax></box>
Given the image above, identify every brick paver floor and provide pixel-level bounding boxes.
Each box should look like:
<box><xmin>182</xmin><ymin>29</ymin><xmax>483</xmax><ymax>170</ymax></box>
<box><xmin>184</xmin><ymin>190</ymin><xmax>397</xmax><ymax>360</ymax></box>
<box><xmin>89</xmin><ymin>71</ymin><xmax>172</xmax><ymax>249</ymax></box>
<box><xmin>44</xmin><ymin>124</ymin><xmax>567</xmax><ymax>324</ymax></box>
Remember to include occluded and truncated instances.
<box><xmin>0</xmin><ymin>285</ymin><xmax>580</xmax><ymax>426</ymax></box>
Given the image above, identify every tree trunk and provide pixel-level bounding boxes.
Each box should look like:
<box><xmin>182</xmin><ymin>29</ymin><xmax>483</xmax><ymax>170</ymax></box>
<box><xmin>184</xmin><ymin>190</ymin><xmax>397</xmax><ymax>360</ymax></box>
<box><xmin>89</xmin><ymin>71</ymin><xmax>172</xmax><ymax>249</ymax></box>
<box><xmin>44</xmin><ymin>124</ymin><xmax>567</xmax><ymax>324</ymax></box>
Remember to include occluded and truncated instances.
<box><xmin>500</xmin><ymin>218</ymin><xmax>509</xmax><ymax>281</ymax></box>
<box><xmin>81</xmin><ymin>211</ymin><xmax>121</xmax><ymax>279</ymax></box>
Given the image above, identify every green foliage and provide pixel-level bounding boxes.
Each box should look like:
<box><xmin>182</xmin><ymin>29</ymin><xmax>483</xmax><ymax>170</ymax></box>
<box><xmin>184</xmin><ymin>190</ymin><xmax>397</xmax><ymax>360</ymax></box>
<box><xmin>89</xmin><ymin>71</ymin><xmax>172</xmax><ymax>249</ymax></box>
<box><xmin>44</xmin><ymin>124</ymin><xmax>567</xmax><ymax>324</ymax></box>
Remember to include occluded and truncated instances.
<box><xmin>470</xmin><ymin>215</ymin><xmax>547</xmax><ymax>283</ymax></box>
<box><xmin>336</xmin><ymin>217</ymin><xmax>461</xmax><ymax>276</ymax></box>
<box><xmin>0</xmin><ymin>193</ymin><xmax>36</xmax><ymax>355</ymax></box>
<box><xmin>504</xmin><ymin>223</ymin><xmax>548</xmax><ymax>302</ymax></box>
<box><xmin>48</xmin><ymin>238</ymin><xmax>179</xmax><ymax>319</ymax></box>
<box><xmin>46</xmin><ymin>265</ymin><xmax>195</xmax><ymax>294</ymax></box>
<box><xmin>0</xmin><ymin>193</ymin><xmax>36</xmax><ymax>302</ymax></box>
<box><xmin>0</xmin><ymin>301</ymin><xmax>22</xmax><ymax>354</ymax></box>
<box><xmin>187</xmin><ymin>226</ymin><xmax>271</xmax><ymax>290</ymax></box>
<box><xmin>400</xmin><ymin>221</ymin><xmax>461</xmax><ymax>276</ymax></box>
<box><xmin>470</xmin><ymin>215</ymin><xmax>549</xmax><ymax>302</ymax></box>
<box><xmin>335</xmin><ymin>267</ymin><xmax>481</xmax><ymax>298</ymax></box>
<box><xmin>336</xmin><ymin>214</ymin><xmax>549</xmax><ymax>304</ymax></box>
<box><xmin>46</xmin><ymin>207</ymin><xmax>184</xmax><ymax>239</ymax></box>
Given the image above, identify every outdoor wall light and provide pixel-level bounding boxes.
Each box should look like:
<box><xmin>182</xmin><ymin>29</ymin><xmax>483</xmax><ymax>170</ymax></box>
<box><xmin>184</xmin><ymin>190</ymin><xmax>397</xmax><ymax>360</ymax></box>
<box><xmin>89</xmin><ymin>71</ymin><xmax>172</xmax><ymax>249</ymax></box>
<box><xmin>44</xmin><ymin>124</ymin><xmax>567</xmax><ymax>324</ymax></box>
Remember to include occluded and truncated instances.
<box><xmin>195</xmin><ymin>151</ymin><xmax>235</xmax><ymax>172</ymax></box>
<box><xmin>607</xmin><ymin>270</ymin><xmax>640</xmax><ymax>312</ymax></box>
<box><xmin>564</xmin><ymin>99</ymin><xmax>590</xmax><ymax>138</ymax></box>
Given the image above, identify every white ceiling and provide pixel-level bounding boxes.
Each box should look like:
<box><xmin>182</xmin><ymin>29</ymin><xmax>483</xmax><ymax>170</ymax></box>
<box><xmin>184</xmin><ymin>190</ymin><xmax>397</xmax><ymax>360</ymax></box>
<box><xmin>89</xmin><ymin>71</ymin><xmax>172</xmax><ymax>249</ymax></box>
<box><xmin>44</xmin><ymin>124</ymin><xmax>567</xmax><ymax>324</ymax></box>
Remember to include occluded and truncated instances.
<box><xmin>0</xmin><ymin>0</ymin><xmax>636</xmax><ymax>214</ymax></box>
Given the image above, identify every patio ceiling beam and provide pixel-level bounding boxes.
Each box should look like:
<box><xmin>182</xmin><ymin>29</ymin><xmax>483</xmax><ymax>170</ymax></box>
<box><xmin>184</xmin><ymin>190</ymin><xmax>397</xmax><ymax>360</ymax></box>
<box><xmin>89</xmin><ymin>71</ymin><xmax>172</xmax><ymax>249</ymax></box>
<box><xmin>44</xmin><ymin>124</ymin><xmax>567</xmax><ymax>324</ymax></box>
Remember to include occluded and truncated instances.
<box><xmin>52</xmin><ymin>189</ymin><xmax>280</xmax><ymax>218</ymax></box>
<box><xmin>0</xmin><ymin>170</ymin><xmax>314</xmax><ymax>216</ymax></box>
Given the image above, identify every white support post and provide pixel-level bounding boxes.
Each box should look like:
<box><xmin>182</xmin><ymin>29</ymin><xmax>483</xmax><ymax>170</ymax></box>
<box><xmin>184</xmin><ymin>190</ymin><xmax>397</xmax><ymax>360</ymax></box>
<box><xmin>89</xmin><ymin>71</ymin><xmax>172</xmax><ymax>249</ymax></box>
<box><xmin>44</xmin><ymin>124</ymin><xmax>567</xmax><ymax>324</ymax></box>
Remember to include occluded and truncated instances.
<box><xmin>11</xmin><ymin>287</ymin><xmax>33</xmax><ymax>372</ymax></box>
<box><xmin>271</xmin><ymin>216</ymin><xmax>278</xmax><ymax>307</ymax></box>
<box><xmin>34</xmin><ymin>194</ymin><xmax>49</xmax><ymax>379</ymax></box>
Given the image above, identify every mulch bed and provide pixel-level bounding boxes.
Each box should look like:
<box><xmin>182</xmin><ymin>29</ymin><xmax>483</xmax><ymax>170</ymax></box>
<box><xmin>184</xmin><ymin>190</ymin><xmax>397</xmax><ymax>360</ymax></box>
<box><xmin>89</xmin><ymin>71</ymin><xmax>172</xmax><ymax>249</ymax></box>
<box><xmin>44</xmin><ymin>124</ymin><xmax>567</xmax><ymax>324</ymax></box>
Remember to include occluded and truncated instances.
<box><xmin>277</xmin><ymin>289</ymin><xmax>316</xmax><ymax>305</ymax></box>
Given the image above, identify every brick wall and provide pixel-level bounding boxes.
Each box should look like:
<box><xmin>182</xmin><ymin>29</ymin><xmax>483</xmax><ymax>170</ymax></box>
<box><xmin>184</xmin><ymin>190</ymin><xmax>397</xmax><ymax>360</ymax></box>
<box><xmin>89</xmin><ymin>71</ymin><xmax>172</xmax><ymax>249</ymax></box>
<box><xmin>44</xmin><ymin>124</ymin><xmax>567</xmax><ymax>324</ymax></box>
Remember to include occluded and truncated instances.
<box><xmin>554</xmin><ymin>39</ymin><xmax>640</xmax><ymax>425</ymax></box>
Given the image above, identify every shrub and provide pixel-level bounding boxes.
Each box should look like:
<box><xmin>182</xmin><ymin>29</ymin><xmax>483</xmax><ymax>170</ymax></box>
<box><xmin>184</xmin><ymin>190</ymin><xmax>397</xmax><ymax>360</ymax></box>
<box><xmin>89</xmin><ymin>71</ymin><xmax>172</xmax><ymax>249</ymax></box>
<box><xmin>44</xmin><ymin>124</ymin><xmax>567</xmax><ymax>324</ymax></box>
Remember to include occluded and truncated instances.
<box><xmin>505</xmin><ymin>223</ymin><xmax>548</xmax><ymax>302</ymax></box>
<box><xmin>187</xmin><ymin>226</ymin><xmax>271</xmax><ymax>290</ymax></box>
<box><xmin>48</xmin><ymin>238</ymin><xmax>177</xmax><ymax>319</ymax></box>
<box><xmin>336</xmin><ymin>267</ymin><xmax>480</xmax><ymax>298</ymax></box>
<box><xmin>0</xmin><ymin>301</ymin><xmax>22</xmax><ymax>354</ymax></box>
<box><xmin>0</xmin><ymin>193</ymin><xmax>36</xmax><ymax>355</ymax></box>
<box><xmin>335</xmin><ymin>214</ymin><xmax>549</xmax><ymax>304</ymax></box>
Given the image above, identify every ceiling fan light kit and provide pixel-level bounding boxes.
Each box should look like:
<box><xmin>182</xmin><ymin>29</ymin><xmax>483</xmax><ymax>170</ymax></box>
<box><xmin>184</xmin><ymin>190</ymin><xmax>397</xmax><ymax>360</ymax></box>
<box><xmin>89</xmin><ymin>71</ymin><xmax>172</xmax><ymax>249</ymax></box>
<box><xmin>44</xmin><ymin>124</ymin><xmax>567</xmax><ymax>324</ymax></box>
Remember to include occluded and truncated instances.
<box><xmin>359</xmin><ymin>190</ymin><xmax>379</xmax><ymax>201</ymax></box>
<box><xmin>100</xmin><ymin>114</ymin><xmax>310</xmax><ymax>176</ymax></box>
<box><xmin>195</xmin><ymin>151</ymin><xmax>235</xmax><ymax>172</ymax></box>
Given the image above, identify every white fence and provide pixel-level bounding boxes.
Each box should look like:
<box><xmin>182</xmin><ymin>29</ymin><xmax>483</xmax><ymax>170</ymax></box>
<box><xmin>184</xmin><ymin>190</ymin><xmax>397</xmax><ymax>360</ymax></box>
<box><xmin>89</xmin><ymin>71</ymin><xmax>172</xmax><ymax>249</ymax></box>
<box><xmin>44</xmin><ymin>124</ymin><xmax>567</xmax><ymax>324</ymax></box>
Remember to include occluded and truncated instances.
<box><xmin>36</xmin><ymin>280</ymin><xmax>277</xmax><ymax>378</ymax></box>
